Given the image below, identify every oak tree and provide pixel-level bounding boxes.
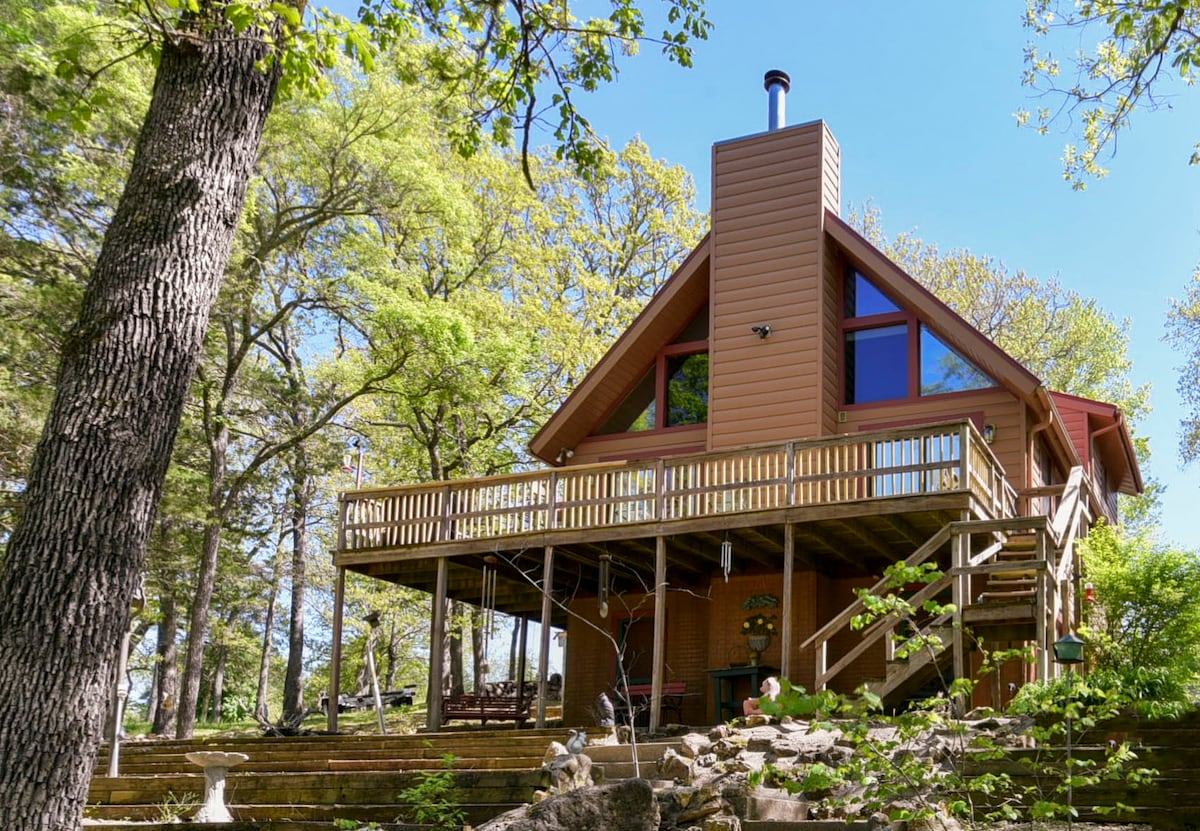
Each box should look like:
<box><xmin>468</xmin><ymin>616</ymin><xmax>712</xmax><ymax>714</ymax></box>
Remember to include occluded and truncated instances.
<box><xmin>0</xmin><ymin>1</ymin><xmax>709</xmax><ymax>827</ymax></box>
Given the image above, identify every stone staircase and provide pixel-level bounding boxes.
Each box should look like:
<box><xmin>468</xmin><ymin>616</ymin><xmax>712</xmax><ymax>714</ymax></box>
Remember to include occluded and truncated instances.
<box><xmin>87</xmin><ymin>728</ymin><xmax>683</xmax><ymax>827</ymax></box>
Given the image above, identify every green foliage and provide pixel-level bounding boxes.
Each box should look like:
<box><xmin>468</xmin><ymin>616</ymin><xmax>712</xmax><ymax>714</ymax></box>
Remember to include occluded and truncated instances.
<box><xmin>397</xmin><ymin>753</ymin><xmax>466</xmax><ymax>830</ymax></box>
<box><xmin>1079</xmin><ymin>521</ymin><xmax>1200</xmax><ymax>688</ymax></box>
<box><xmin>155</xmin><ymin>791</ymin><xmax>200</xmax><ymax>822</ymax></box>
<box><xmin>1008</xmin><ymin>672</ymin><xmax>1160</xmax><ymax>821</ymax></box>
<box><xmin>1020</xmin><ymin>0</ymin><xmax>1200</xmax><ymax>188</ymax></box>
<box><xmin>1165</xmin><ymin>269</ymin><xmax>1200</xmax><ymax>463</ymax></box>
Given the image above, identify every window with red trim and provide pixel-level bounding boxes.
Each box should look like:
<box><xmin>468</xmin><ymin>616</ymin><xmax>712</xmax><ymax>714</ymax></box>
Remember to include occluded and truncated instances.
<box><xmin>598</xmin><ymin>306</ymin><xmax>709</xmax><ymax>434</ymax></box>
<box><xmin>843</xmin><ymin>270</ymin><xmax>993</xmax><ymax>405</ymax></box>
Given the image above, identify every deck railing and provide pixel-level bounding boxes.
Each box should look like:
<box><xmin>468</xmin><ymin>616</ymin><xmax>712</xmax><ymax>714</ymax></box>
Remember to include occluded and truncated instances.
<box><xmin>338</xmin><ymin>420</ymin><xmax>1014</xmax><ymax>553</ymax></box>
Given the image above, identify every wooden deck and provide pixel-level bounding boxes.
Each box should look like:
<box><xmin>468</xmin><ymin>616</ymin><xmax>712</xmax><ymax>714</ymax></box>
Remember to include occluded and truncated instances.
<box><xmin>337</xmin><ymin>419</ymin><xmax>1015</xmax><ymax>565</ymax></box>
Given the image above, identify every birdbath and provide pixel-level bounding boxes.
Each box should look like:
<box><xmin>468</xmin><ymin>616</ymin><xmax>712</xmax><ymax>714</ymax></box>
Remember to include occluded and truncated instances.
<box><xmin>185</xmin><ymin>751</ymin><xmax>249</xmax><ymax>823</ymax></box>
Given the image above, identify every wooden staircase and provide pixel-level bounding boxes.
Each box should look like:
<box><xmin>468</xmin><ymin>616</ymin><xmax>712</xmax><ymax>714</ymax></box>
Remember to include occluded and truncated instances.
<box><xmin>961</xmin><ymin>531</ymin><xmax>1043</xmax><ymax>643</ymax></box>
<box><xmin>807</xmin><ymin>467</ymin><xmax>1092</xmax><ymax>710</ymax></box>
<box><xmin>88</xmin><ymin>729</ymin><xmax>681</xmax><ymax>826</ymax></box>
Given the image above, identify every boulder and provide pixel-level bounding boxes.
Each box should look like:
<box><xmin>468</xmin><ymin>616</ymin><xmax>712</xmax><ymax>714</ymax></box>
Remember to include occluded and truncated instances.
<box><xmin>478</xmin><ymin>778</ymin><xmax>659</xmax><ymax>831</ymax></box>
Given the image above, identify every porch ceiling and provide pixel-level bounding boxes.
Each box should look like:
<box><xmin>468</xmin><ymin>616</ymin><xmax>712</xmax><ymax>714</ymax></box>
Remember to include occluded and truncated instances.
<box><xmin>343</xmin><ymin>492</ymin><xmax>974</xmax><ymax>628</ymax></box>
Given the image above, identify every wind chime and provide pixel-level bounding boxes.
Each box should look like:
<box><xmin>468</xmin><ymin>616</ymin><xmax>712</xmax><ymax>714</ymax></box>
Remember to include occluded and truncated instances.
<box><xmin>598</xmin><ymin>553</ymin><xmax>611</xmax><ymax>618</ymax></box>
<box><xmin>720</xmin><ymin>532</ymin><xmax>733</xmax><ymax>582</ymax></box>
<box><xmin>480</xmin><ymin>556</ymin><xmax>498</xmax><ymax>641</ymax></box>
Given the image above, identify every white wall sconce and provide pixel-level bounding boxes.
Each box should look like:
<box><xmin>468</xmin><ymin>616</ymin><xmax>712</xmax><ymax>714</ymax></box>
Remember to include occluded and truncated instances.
<box><xmin>983</xmin><ymin>423</ymin><xmax>997</xmax><ymax>444</ymax></box>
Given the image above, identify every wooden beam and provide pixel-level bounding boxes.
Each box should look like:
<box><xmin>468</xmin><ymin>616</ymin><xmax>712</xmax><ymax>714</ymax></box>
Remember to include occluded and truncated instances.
<box><xmin>651</xmin><ymin>536</ymin><xmax>667</xmax><ymax>732</ymax></box>
<box><xmin>781</xmin><ymin>524</ymin><xmax>794</xmax><ymax>680</ymax></box>
<box><xmin>428</xmin><ymin>558</ymin><xmax>448</xmax><ymax>731</ymax></box>
<box><xmin>537</xmin><ymin>546</ymin><xmax>554</xmax><ymax>728</ymax></box>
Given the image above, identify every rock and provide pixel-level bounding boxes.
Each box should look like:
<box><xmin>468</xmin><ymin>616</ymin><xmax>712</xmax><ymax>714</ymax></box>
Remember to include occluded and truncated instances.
<box><xmin>678</xmin><ymin>732</ymin><xmax>712</xmax><ymax>759</ymax></box>
<box><xmin>711</xmin><ymin>738</ymin><xmax>742</xmax><ymax>760</ymax></box>
<box><xmin>696</xmin><ymin>752</ymin><xmax>718</xmax><ymax>768</ymax></box>
<box><xmin>659</xmin><ymin>748</ymin><xmax>695</xmax><ymax>783</ymax></box>
<box><xmin>708</xmin><ymin>724</ymin><xmax>732</xmax><ymax>741</ymax></box>
<box><xmin>867</xmin><ymin>810</ymin><xmax>891</xmax><ymax>830</ymax></box>
<box><xmin>543</xmin><ymin>741</ymin><xmax>568</xmax><ymax>763</ymax></box>
<box><xmin>478</xmin><ymin>778</ymin><xmax>659</xmax><ymax>831</ymax></box>
<box><xmin>702</xmin><ymin>816</ymin><xmax>740</xmax><ymax>831</ymax></box>
<box><xmin>768</xmin><ymin>738</ymin><xmax>798</xmax><ymax>757</ymax></box>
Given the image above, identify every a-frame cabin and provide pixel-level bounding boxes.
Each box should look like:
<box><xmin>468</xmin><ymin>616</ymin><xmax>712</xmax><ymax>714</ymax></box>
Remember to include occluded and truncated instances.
<box><xmin>332</xmin><ymin>71</ymin><xmax>1142</xmax><ymax>731</ymax></box>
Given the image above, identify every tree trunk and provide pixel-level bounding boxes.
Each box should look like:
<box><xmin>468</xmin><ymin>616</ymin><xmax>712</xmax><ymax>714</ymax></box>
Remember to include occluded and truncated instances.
<box><xmin>151</xmin><ymin>591</ymin><xmax>179</xmax><ymax>736</ymax></box>
<box><xmin>256</xmin><ymin>552</ymin><xmax>281</xmax><ymax>722</ymax></box>
<box><xmin>449</xmin><ymin>600</ymin><xmax>465</xmax><ymax>696</ymax></box>
<box><xmin>210</xmin><ymin>643</ymin><xmax>227</xmax><ymax>723</ymax></box>
<box><xmin>0</xmin><ymin>8</ymin><xmax>285</xmax><ymax>827</ymax></box>
<box><xmin>472</xmin><ymin>608</ymin><xmax>486</xmax><ymax>692</ymax></box>
<box><xmin>281</xmin><ymin>448</ymin><xmax>311</xmax><ymax>722</ymax></box>
<box><xmin>384</xmin><ymin>621</ymin><xmax>398</xmax><ymax>690</ymax></box>
<box><xmin>177</xmin><ymin>432</ymin><xmax>228</xmax><ymax>737</ymax></box>
<box><xmin>509</xmin><ymin>620</ymin><xmax>519</xmax><ymax>681</ymax></box>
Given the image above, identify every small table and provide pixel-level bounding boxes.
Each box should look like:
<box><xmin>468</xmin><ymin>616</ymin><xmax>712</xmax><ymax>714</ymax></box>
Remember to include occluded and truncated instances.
<box><xmin>706</xmin><ymin>665</ymin><xmax>778</xmax><ymax>723</ymax></box>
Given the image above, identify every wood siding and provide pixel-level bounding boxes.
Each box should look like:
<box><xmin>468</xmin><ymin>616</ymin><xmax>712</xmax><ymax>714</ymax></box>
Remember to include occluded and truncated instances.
<box><xmin>571</xmin><ymin>427</ymin><xmax>706</xmax><ymax>466</ymax></box>
<box><xmin>708</xmin><ymin>121</ymin><xmax>840</xmax><ymax>450</ymax></box>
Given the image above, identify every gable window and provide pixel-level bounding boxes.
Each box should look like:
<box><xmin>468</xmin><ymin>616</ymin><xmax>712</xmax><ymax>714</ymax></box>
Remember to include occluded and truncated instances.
<box><xmin>598</xmin><ymin>306</ymin><xmax>710</xmax><ymax>434</ymax></box>
<box><xmin>843</xmin><ymin>270</ymin><xmax>993</xmax><ymax>405</ymax></box>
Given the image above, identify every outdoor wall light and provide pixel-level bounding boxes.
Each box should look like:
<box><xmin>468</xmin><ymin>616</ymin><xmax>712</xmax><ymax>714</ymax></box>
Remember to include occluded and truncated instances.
<box><xmin>555</xmin><ymin>447</ymin><xmax>574</xmax><ymax>464</ymax></box>
<box><xmin>982</xmin><ymin>423</ymin><xmax>997</xmax><ymax>444</ymax></box>
<box><xmin>750</xmin><ymin>324</ymin><xmax>772</xmax><ymax>339</ymax></box>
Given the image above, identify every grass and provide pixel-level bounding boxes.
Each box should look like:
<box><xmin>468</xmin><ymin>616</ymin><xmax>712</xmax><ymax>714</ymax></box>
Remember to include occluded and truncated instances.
<box><xmin>121</xmin><ymin>703</ymin><xmax>429</xmax><ymax>739</ymax></box>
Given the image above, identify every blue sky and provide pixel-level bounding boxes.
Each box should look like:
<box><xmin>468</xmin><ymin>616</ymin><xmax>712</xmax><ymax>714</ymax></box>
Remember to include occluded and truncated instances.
<box><xmin>563</xmin><ymin>1</ymin><xmax>1200</xmax><ymax>547</ymax></box>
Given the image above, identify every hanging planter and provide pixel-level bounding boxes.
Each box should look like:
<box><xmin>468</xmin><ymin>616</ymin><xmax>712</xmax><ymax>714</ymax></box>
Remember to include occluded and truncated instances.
<box><xmin>742</xmin><ymin>610</ymin><xmax>775</xmax><ymax>665</ymax></box>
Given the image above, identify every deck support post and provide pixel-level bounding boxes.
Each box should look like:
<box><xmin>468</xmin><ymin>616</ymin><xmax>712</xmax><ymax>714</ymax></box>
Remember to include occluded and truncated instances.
<box><xmin>537</xmin><ymin>545</ymin><xmax>555</xmax><ymax>727</ymax></box>
<box><xmin>517</xmin><ymin>614</ymin><xmax>529</xmax><ymax>710</ymax></box>
<box><xmin>650</xmin><ymin>534</ymin><xmax>667</xmax><ymax>731</ymax></box>
<box><xmin>429</xmin><ymin>557</ymin><xmax>448</xmax><ymax>731</ymax></box>
<box><xmin>327</xmin><ymin>566</ymin><xmax>345</xmax><ymax>733</ymax></box>
<box><xmin>951</xmin><ymin>518</ymin><xmax>968</xmax><ymax>716</ymax></box>
<box><xmin>781</xmin><ymin>523</ymin><xmax>794</xmax><ymax>680</ymax></box>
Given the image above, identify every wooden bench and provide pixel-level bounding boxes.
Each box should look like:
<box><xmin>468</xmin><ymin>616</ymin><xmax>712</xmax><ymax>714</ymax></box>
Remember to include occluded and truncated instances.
<box><xmin>441</xmin><ymin>693</ymin><xmax>530</xmax><ymax>726</ymax></box>
<box><xmin>615</xmin><ymin>681</ymin><xmax>686</xmax><ymax>725</ymax></box>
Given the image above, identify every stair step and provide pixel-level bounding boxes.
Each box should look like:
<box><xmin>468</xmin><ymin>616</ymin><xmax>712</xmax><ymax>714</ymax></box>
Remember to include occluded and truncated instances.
<box><xmin>978</xmin><ymin>588</ymin><xmax>1037</xmax><ymax>602</ymax></box>
<box><xmin>984</xmin><ymin>577</ymin><xmax>1036</xmax><ymax>590</ymax></box>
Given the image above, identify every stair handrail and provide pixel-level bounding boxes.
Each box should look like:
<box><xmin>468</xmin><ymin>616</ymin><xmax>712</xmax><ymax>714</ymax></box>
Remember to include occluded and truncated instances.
<box><xmin>799</xmin><ymin>525</ymin><xmax>951</xmax><ymax>654</ymax></box>
<box><xmin>814</xmin><ymin>571</ymin><xmax>955</xmax><ymax>690</ymax></box>
<box><xmin>800</xmin><ymin>525</ymin><xmax>951</xmax><ymax>690</ymax></box>
<box><xmin>1050</xmin><ymin>466</ymin><xmax>1087</xmax><ymax>584</ymax></box>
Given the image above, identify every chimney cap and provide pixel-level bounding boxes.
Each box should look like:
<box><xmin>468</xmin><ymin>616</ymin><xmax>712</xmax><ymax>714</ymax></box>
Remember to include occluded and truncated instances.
<box><xmin>763</xmin><ymin>69</ymin><xmax>791</xmax><ymax>93</ymax></box>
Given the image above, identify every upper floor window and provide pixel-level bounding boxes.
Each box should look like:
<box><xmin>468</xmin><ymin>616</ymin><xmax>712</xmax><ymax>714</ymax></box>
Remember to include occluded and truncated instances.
<box><xmin>598</xmin><ymin>306</ymin><xmax>709</xmax><ymax>434</ymax></box>
<box><xmin>843</xmin><ymin>270</ymin><xmax>993</xmax><ymax>405</ymax></box>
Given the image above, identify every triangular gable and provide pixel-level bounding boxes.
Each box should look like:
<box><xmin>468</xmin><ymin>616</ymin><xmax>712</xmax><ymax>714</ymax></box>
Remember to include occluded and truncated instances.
<box><xmin>825</xmin><ymin>211</ymin><xmax>1041</xmax><ymax>399</ymax></box>
<box><xmin>529</xmin><ymin>234</ymin><xmax>711</xmax><ymax>465</ymax></box>
<box><xmin>1050</xmin><ymin>391</ymin><xmax>1143</xmax><ymax>495</ymax></box>
<box><xmin>825</xmin><ymin>211</ymin><xmax>1083</xmax><ymax>473</ymax></box>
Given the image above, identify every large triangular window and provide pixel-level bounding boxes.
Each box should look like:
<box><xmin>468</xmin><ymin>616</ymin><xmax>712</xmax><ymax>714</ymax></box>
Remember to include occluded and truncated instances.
<box><xmin>597</xmin><ymin>305</ymin><xmax>709</xmax><ymax>434</ymax></box>
<box><xmin>843</xmin><ymin>270</ymin><xmax>993</xmax><ymax>405</ymax></box>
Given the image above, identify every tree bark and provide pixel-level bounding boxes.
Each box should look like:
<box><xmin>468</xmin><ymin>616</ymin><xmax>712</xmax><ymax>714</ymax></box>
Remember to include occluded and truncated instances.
<box><xmin>256</xmin><ymin>548</ymin><xmax>282</xmax><ymax>722</ymax></box>
<box><xmin>282</xmin><ymin>454</ymin><xmax>311</xmax><ymax>722</ymax></box>
<box><xmin>0</xmin><ymin>8</ymin><xmax>284</xmax><ymax>828</ymax></box>
<box><xmin>449</xmin><ymin>600</ymin><xmax>465</xmax><ymax>695</ymax></box>
<box><xmin>177</xmin><ymin>422</ymin><xmax>228</xmax><ymax>737</ymax></box>
<box><xmin>151</xmin><ymin>590</ymin><xmax>179</xmax><ymax>736</ymax></box>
